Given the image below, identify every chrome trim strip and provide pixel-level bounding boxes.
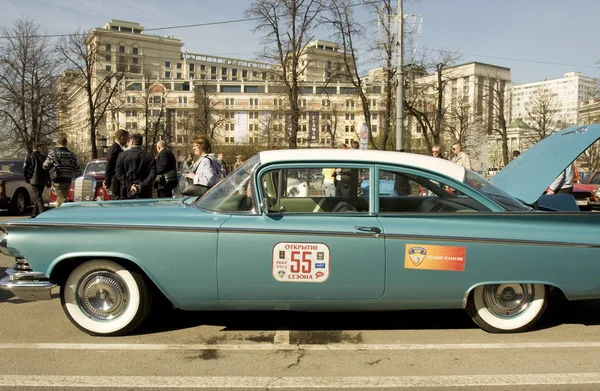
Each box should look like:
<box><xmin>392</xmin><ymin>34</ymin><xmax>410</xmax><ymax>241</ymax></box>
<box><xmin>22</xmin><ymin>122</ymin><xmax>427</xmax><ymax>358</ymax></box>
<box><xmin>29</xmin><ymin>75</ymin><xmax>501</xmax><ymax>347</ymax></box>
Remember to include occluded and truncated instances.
<box><xmin>3</xmin><ymin>223</ymin><xmax>598</xmax><ymax>248</ymax></box>
<box><xmin>383</xmin><ymin>233</ymin><xmax>600</xmax><ymax>249</ymax></box>
<box><xmin>1</xmin><ymin>222</ymin><xmax>218</xmax><ymax>233</ymax></box>
<box><xmin>0</xmin><ymin>232</ymin><xmax>8</xmax><ymax>256</ymax></box>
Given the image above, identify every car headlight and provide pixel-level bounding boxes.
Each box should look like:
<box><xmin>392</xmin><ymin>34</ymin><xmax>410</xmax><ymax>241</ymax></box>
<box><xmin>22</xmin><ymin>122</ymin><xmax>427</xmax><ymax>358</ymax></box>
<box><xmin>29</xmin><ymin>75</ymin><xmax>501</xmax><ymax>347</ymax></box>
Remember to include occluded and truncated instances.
<box><xmin>594</xmin><ymin>189</ymin><xmax>600</xmax><ymax>197</ymax></box>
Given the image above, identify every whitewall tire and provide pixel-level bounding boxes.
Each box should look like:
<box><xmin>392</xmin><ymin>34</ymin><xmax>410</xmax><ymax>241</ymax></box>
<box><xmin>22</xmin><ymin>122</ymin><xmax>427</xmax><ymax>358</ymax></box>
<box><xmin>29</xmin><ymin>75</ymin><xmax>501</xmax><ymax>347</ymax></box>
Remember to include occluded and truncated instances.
<box><xmin>467</xmin><ymin>283</ymin><xmax>548</xmax><ymax>333</ymax></box>
<box><xmin>61</xmin><ymin>260</ymin><xmax>153</xmax><ymax>336</ymax></box>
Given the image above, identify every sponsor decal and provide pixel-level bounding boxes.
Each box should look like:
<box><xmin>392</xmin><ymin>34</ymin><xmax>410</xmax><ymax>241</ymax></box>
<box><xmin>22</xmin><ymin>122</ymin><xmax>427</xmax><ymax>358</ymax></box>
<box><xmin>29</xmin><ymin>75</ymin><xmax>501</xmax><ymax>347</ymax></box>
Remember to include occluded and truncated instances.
<box><xmin>272</xmin><ymin>242</ymin><xmax>331</xmax><ymax>283</ymax></box>
<box><xmin>404</xmin><ymin>244</ymin><xmax>466</xmax><ymax>272</ymax></box>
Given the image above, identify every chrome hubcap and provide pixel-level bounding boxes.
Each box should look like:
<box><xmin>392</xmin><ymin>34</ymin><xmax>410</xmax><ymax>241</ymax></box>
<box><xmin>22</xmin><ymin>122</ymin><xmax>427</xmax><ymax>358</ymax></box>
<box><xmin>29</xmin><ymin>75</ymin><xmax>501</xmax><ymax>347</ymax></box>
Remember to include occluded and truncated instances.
<box><xmin>482</xmin><ymin>284</ymin><xmax>533</xmax><ymax>318</ymax></box>
<box><xmin>17</xmin><ymin>194</ymin><xmax>25</xmax><ymax>212</ymax></box>
<box><xmin>76</xmin><ymin>271</ymin><xmax>128</xmax><ymax>320</ymax></box>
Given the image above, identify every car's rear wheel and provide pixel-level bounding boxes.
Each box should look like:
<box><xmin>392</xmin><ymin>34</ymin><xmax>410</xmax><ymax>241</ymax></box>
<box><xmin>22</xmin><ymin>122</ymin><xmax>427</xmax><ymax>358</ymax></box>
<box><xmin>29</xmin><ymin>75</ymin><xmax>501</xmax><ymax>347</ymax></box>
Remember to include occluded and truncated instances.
<box><xmin>467</xmin><ymin>283</ymin><xmax>547</xmax><ymax>333</ymax></box>
<box><xmin>60</xmin><ymin>260</ymin><xmax>153</xmax><ymax>336</ymax></box>
<box><xmin>11</xmin><ymin>190</ymin><xmax>28</xmax><ymax>215</ymax></box>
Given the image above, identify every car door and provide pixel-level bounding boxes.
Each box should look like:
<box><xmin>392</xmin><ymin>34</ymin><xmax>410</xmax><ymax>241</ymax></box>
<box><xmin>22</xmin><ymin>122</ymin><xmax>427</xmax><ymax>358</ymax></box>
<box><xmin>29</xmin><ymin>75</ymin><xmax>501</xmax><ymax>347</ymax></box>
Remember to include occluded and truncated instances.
<box><xmin>217</xmin><ymin>163</ymin><xmax>386</xmax><ymax>301</ymax></box>
<box><xmin>373</xmin><ymin>165</ymin><xmax>501</xmax><ymax>305</ymax></box>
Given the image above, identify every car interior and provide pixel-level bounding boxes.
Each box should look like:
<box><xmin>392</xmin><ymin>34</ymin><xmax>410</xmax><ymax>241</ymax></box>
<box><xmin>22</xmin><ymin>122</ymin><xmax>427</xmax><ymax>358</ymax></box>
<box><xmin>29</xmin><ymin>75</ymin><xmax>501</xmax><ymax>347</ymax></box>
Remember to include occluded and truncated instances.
<box><xmin>255</xmin><ymin>167</ymin><xmax>488</xmax><ymax>214</ymax></box>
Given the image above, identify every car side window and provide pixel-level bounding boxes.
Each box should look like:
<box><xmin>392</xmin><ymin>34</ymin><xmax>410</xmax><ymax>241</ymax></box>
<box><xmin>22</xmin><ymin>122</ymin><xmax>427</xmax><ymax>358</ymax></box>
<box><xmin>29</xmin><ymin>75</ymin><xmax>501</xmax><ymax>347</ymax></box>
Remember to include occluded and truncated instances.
<box><xmin>589</xmin><ymin>174</ymin><xmax>600</xmax><ymax>185</ymax></box>
<box><xmin>378</xmin><ymin>170</ymin><xmax>489</xmax><ymax>213</ymax></box>
<box><xmin>260</xmin><ymin>167</ymin><xmax>370</xmax><ymax>213</ymax></box>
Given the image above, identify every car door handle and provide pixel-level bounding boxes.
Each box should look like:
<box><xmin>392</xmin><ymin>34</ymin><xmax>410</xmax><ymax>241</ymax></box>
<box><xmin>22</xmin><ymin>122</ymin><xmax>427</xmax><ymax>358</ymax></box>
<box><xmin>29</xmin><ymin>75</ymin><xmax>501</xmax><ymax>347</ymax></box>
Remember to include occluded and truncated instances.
<box><xmin>354</xmin><ymin>226</ymin><xmax>382</xmax><ymax>237</ymax></box>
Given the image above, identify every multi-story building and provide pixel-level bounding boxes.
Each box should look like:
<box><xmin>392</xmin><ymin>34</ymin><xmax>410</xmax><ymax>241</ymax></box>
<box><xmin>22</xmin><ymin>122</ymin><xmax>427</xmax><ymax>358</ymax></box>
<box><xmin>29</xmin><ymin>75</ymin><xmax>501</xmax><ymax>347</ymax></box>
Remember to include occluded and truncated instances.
<box><xmin>406</xmin><ymin>62</ymin><xmax>512</xmax><ymax>172</ymax></box>
<box><xmin>59</xmin><ymin>20</ymin><xmax>374</xmax><ymax>162</ymax></box>
<box><xmin>509</xmin><ymin>71</ymin><xmax>597</xmax><ymax>127</ymax></box>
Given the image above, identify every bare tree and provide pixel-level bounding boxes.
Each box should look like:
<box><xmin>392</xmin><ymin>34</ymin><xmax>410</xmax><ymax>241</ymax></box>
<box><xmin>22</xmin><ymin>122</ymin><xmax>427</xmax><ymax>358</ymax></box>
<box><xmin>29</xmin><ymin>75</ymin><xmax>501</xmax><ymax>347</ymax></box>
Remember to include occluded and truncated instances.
<box><xmin>246</xmin><ymin>0</ymin><xmax>325</xmax><ymax>149</ymax></box>
<box><xmin>137</xmin><ymin>78</ymin><xmax>169</xmax><ymax>152</ymax></box>
<box><xmin>193</xmin><ymin>80</ymin><xmax>225</xmax><ymax>141</ymax></box>
<box><xmin>323</xmin><ymin>101</ymin><xmax>342</xmax><ymax>147</ymax></box>
<box><xmin>0</xmin><ymin>18</ymin><xmax>62</xmax><ymax>154</ymax></box>
<box><xmin>483</xmin><ymin>77</ymin><xmax>511</xmax><ymax>166</ymax></box>
<box><xmin>322</xmin><ymin>0</ymin><xmax>397</xmax><ymax>150</ymax></box>
<box><xmin>56</xmin><ymin>29</ymin><xmax>125</xmax><ymax>159</ymax></box>
<box><xmin>522</xmin><ymin>86</ymin><xmax>561</xmax><ymax>144</ymax></box>
<box><xmin>404</xmin><ymin>50</ymin><xmax>462</xmax><ymax>151</ymax></box>
<box><xmin>579</xmin><ymin>141</ymin><xmax>600</xmax><ymax>173</ymax></box>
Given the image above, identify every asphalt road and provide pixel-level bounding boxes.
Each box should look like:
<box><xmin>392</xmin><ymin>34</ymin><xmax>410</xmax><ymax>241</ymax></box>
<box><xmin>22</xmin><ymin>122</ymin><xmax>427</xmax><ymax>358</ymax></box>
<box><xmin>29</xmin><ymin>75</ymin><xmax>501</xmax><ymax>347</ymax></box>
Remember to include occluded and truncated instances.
<box><xmin>1</xmin><ymin>211</ymin><xmax>600</xmax><ymax>390</ymax></box>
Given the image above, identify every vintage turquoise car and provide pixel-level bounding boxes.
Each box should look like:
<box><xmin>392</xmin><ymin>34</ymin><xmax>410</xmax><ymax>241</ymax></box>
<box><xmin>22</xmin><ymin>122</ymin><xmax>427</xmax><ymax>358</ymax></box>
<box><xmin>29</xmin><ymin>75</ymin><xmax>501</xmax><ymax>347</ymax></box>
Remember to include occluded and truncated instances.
<box><xmin>1</xmin><ymin>125</ymin><xmax>600</xmax><ymax>336</ymax></box>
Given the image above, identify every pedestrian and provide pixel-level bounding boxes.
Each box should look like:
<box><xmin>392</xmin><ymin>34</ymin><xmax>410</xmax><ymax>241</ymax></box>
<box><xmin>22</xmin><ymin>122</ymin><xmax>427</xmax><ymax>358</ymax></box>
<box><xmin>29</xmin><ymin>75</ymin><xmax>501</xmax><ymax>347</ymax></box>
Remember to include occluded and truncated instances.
<box><xmin>183</xmin><ymin>136</ymin><xmax>221</xmax><ymax>197</ymax></box>
<box><xmin>115</xmin><ymin>133</ymin><xmax>157</xmax><ymax>199</ymax></box>
<box><xmin>547</xmin><ymin>163</ymin><xmax>574</xmax><ymax>195</ymax></box>
<box><xmin>155</xmin><ymin>140</ymin><xmax>178</xmax><ymax>198</ymax></box>
<box><xmin>321</xmin><ymin>167</ymin><xmax>336</xmax><ymax>197</ymax></box>
<box><xmin>181</xmin><ymin>153</ymin><xmax>194</xmax><ymax>173</ymax></box>
<box><xmin>216</xmin><ymin>153</ymin><xmax>228</xmax><ymax>179</ymax></box>
<box><xmin>432</xmin><ymin>145</ymin><xmax>446</xmax><ymax>159</ymax></box>
<box><xmin>234</xmin><ymin>155</ymin><xmax>244</xmax><ymax>170</ymax></box>
<box><xmin>43</xmin><ymin>137</ymin><xmax>78</xmax><ymax>207</ymax></box>
<box><xmin>104</xmin><ymin>129</ymin><xmax>129</xmax><ymax>200</ymax></box>
<box><xmin>512</xmin><ymin>150</ymin><xmax>521</xmax><ymax>159</ymax></box>
<box><xmin>23</xmin><ymin>142</ymin><xmax>49</xmax><ymax>217</ymax></box>
<box><xmin>451</xmin><ymin>142</ymin><xmax>471</xmax><ymax>169</ymax></box>
<box><xmin>350</xmin><ymin>140</ymin><xmax>359</xmax><ymax>149</ymax></box>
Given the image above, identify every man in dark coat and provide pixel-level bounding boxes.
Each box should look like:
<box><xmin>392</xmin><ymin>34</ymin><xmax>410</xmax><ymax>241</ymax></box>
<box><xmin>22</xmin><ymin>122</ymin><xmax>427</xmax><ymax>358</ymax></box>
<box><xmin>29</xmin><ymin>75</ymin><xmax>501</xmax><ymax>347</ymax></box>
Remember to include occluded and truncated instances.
<box><xmin>115</xmin><ymin>133</ymin><xmax>157</xmax><ymax>199</ymax></box>
<box><xmin>155</xmin><ymin>140</ymin><xmax>177</xmax><ymax>198</ymax></box>
<box><xmin>104</xmin><ymin>129</ymin><xmax>129</xmax><ymax>200</ymax></box>
<box><xmin>23</xmin><ymin>142</ymin><xmax>49</xmax><ymax>217</ymax></box>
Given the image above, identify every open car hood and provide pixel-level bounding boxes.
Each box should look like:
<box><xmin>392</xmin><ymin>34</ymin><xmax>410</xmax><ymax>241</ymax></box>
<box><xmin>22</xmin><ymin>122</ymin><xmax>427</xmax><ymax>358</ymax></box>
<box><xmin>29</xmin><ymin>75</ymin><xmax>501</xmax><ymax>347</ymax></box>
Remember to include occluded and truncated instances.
<box><xmin>491</xmin><ymin>125</ymin><xmax>600</xmax><ymax>205</ymax></box>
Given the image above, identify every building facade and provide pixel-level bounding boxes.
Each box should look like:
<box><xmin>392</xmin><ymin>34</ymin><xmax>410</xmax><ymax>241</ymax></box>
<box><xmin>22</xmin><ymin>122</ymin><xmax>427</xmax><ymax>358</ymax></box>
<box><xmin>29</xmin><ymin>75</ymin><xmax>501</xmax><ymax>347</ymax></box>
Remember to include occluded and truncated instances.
<box><xmin>509</xmin><ymin>71</ymin><xmax>597</xmax><ymax>127</ymax></box>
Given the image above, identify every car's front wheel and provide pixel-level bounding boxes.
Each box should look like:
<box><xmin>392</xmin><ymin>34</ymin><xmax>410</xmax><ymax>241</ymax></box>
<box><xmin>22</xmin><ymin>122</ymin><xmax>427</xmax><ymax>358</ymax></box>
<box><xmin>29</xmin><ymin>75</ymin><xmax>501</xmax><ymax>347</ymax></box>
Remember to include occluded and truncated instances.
<box><xmin>11</xmin><ymin>190</ymin><xmax>28</xmax><ymax>215</ymax></box>
<box><xmin>61</xmin><ymin>260</ymin><xmax>153</xmax><ymax>336</ymax></box>
<box><xmin>467</xmin><ymin>283</ymin><xmax>547</xmax><ymax>333</ymax></box>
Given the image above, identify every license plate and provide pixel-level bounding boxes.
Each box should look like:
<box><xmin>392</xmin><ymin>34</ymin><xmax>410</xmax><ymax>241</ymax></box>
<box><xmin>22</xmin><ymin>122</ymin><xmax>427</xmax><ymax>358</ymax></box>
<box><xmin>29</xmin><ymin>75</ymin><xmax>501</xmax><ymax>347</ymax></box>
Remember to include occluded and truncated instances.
<box><xmin>576</xmin><ymin>200</ymin><xmax>588</xmax><ymax>205</ymax></box>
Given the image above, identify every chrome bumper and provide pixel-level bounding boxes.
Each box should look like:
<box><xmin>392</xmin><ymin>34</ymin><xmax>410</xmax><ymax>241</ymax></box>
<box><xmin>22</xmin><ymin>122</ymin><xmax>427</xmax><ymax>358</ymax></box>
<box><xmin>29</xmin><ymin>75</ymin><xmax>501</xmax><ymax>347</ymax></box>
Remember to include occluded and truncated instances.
<box><xmin>0</xmin><ymin>262</ymin><xmax>56</xmax><ymax>301</ymax></box>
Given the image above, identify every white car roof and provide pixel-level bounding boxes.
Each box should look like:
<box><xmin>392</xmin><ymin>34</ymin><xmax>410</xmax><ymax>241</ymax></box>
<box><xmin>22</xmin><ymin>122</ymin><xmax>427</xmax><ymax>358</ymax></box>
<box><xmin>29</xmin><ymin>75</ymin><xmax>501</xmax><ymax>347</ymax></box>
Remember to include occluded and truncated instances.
<box><xmin>258</xmin><ymin>149</ymin><xmax>467</xmax><ymax>183</ymax></box>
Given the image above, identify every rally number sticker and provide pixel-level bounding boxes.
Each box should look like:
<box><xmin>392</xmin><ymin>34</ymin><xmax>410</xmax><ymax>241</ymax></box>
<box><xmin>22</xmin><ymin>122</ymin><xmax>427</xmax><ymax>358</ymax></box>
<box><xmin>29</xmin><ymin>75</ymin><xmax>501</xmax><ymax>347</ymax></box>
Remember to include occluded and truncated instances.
<box><xmin>272</xmin><ymin>242</ymin><xmax>330</xmax><ymax>283</ymax></box>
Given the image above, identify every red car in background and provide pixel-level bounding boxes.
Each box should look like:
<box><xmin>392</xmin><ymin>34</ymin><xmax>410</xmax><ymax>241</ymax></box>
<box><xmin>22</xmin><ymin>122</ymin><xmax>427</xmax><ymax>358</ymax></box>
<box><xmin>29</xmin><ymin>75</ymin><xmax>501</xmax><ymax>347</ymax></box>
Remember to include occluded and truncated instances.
<box><xmin>49</xmin><ymin>158</ymin><xmax>111</xmax><ymax>205</ymax></box>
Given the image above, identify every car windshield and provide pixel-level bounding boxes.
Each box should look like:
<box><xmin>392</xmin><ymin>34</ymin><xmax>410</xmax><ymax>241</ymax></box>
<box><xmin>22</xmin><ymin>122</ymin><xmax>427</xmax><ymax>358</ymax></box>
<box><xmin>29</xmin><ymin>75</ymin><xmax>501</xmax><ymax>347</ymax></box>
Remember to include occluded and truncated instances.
<box><xmin>0</xmin><ymin>161</ymin><xmax>24</xmax><ymax>175</ymax></box>
<box><xmin>464</xmin><ymin>170</ymin><xmax>530</xmax><ymax>211</ymax></box>
<box><xmin>195</xmin><ymin>155</ymin><xmax>260</xmax><ymax>213</ymax></box>
<box><xmin>84</xmin><ymin>161</ymin><xmax>106</xmax><ymax>175</ymax></box>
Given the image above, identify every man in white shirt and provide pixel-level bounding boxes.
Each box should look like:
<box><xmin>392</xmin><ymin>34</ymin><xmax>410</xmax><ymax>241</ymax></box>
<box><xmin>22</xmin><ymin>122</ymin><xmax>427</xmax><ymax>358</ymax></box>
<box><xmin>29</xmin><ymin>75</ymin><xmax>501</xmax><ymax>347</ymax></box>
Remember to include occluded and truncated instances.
<box><xmin>451</xmin><ymin>142</ymin><xmax>471</xmax><ymax>170</ymax></box>
<box><xmin>547</xmin><ymin>163</ymin><xmax>574</xmax><ymax>195</ymax></box>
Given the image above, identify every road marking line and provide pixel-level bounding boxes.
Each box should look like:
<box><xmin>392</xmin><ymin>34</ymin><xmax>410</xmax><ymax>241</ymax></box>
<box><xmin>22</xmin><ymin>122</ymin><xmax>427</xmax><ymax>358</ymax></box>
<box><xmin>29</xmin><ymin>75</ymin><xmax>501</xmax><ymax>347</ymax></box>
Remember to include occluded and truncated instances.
<box><xmin>274</xmin><ymin>330</ymin><xmax>290</xmax><ymax>345</ymax></box>
<box><xmin>1</xmin><ymin>341</ymin><xmax>600</xmax><ymax>351</ymax></box>
<box><xmin>1</xmin><ymin>374</ymin><xmax>600</xmax><ymax>388</ymax></box>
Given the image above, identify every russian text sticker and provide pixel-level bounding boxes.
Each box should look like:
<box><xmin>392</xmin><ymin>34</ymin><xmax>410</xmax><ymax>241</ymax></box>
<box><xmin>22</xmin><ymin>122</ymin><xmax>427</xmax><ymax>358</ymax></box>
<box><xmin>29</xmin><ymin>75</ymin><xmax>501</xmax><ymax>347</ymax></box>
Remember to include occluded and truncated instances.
<box><xmin>272</xmin><ymin>242</ymin><xmax>330</xmax><ymax>283</ymax></box>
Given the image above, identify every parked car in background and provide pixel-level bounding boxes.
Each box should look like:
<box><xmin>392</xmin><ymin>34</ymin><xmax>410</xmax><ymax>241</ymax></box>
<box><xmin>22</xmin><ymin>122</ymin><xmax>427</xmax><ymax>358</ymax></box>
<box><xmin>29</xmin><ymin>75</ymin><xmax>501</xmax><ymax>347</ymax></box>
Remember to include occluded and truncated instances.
<box><xmin>571</xmin><ymin>183</ymin><xmax>598</xmax><ymax>211</ymax></box>
<box><xmin>0</xmin><ymin>159</ymin><xmax>50</xmax><ymax>214</ymax></box>
<box><xmin>49</xmin><ymin>158</ymin><xmax>108</xmax><ymax>205</ymax></box>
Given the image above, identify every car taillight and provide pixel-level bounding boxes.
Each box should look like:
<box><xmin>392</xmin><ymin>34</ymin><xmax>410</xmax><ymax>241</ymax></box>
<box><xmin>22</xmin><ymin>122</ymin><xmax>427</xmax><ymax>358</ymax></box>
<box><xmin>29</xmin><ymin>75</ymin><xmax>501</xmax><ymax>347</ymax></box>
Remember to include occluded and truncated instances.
<box><xmin>0</xmin><ymin>184</ymin><xmax>4</xmax><ymax>196</ymax></box>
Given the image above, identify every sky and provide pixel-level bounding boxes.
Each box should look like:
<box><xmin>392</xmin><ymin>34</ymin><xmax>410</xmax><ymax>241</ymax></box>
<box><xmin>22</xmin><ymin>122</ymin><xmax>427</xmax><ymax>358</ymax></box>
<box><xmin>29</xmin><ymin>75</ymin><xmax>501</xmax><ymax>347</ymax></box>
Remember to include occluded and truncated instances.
<box><xmin>1</xmin><ymin>0</ymin><xmax>599</xmax><ymax>84</ymax></box>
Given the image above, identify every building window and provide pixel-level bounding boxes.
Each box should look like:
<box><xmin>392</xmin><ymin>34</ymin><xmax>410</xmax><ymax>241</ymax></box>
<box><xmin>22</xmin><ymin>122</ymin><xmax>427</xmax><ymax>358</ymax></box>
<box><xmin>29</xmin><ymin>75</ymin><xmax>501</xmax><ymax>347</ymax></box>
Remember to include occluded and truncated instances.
<box><xmin>371</xmin><ymin>125</ymin><xmax>377</xmax><ymax>133</ymax></box>
<box><xmin>345</xmin><ymin>125</ymin><xmax>350</xmax><ymax>133</ymax></box>
<box><xmin>165</xmin><ymin>71</ymin><xmax>171</xmax><ymax>78</ymax></box>
<box><xmin>132</xmin><ymin>57</ymin><xmax>138</xmax><ymax>64</ymax></box>
<box><xmin>372</xmin><ymin>113</ymin><xmax>377</xmax><ymax>119</ymax></box>
<box><xmin>177</xmin><ymin>63</ymin><xmax>182</xmax><ymax>69</ymax></box>
<box><xmin>105</xmin><ymin>65</ymin><xmax>111</xmax><ymax>72</ymax></box>
<box><xmin>119</xmin><ymin>46</ymin><xmax>125</xmax><ymax>53</ymax></box>
<box><xmin>222</xmin><ymin>67</ymin><xmax>228</xmax><ymax>75</ymax></box>
<box><xmin>242</xmin><ymin>70</ymin><xmax>248</xmax><ymax>78</ymax></box>
<box><xmin>211</xmin><ymin>66</ymin><xmax>217</xmax><ymax>74</ymax></box>
<box><xmin>165</xmin><ymin>61</ymin><xmax>171</xmax><ymax>68</ymax></box>
<box><xmin>105</xmin><ymin>44</ymin><xmax>111</xmax><ymax>52</ymax></box>
<box><xmin>132</xmin><ymin>47</ymin><xmax>138</xmax><ymax>55</ymax></box>
<box><xmin>177</xmin><ymin>73</ymin><xmax>182</xmax><ymax>79</ymax></box>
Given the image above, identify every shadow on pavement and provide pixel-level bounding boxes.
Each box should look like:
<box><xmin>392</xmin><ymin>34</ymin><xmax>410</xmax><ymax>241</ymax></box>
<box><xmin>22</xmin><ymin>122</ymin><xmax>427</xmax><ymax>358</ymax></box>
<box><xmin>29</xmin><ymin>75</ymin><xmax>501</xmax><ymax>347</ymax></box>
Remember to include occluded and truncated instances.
<box><xmin>137</xmin><ymin>293</ymin><xmax>600</xmax><ymax>337</ymax></box>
